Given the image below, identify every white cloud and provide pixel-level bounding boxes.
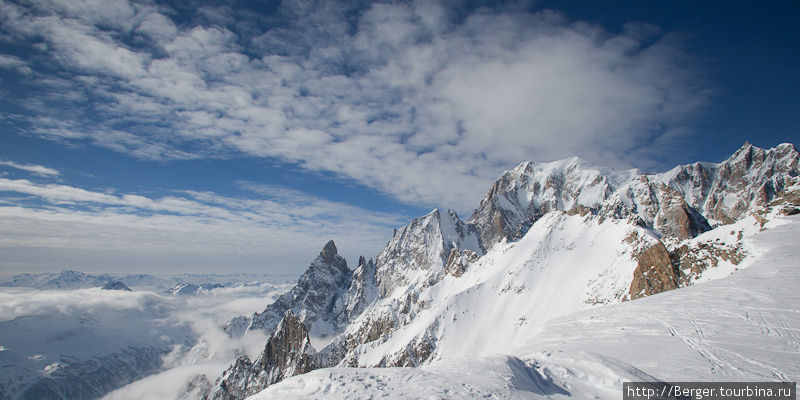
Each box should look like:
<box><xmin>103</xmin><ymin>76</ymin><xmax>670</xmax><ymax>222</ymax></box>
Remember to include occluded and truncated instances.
<box><xmin>0</xmin><ymin>281</ymin><xmax>290</xmax><ymax>400</ymax></box>
<box><xmin>1</xmin><ymin>0</ymin><xmax>712</xmax><ymax>213</ymax></box>
<box><xmin>0</xmin><ymin>176</ymin><xmax>404</xmax><ymax>273</ymax></box>
<box><xmin>0</xmin><ymin>53</ymin><xmax>31</xmax><ymax>74</ymax></box>
<box><xmin>0</xmin><ymin>160</ymin><xmax>60</xmax><ymax>176</ymax></box>
<box><xmin>0</xmin><ymin>287</ymin><xmax>165</xmax><ymax>322</ymax></box>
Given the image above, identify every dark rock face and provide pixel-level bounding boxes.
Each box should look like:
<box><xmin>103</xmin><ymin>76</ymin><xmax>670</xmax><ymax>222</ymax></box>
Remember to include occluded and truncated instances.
<box><xmin>208</xmin><ymin>356</ymin><xmax>256</xmax><ymax>400</ymax></box>
<box><xmin>670</xmin><ymin>242</ymin><xmax>746</xmax><ymax>286</ymax></box>
<box><xmin>468</xmin><ymin>143</ymin><xmax>799</xmax><ymax>248</ymax></box>
<box><xmin>209</xmin><ymin>311</ymin><xmax>318</xmax><ymax>400</ymax></box>
<box><xmin>654</xmin><ymin>184</ymin><xmax>712</xmax><ymax>240</ymax></box>
<box><xmin>629</xmin><ymin>242</ymin><xmax>678</xmax><ymax>300</ymax></box>
<box><xmin>445</xmin><ymin>248</ymin><xmax>478</xmax><ymax>278</ymax></box>
<box><xmin>703</xmin><ymin>142</ymin><xmax>800</xmax><ymax>224</ymax></box>
<box><xmin>333</xmin><ymin>256</ymin><xmax>377</xmax><ymax>327</ymax></box>
<box><xmin>372</xmin><ymin>209</ymin><xmax>482</xmax><ymax>297</ymax></box>
<box><xmin>467</xmin><ymin>160</ymin><xmax>617</xmax><ymax>251</ymax></box>
<box><xmin>227</xmin><ymin>240</ymin><xmax>351</xmax><ymax>336</ymax></box>
<box><xmin>256</xmin><ymin>310</ymin><xmax>317</xmax><ymax>381</ymax></box>
<box><xmin>101</xmin><ymin>280</ymin><xmax>132</xmax><ymax>291</ymax></box>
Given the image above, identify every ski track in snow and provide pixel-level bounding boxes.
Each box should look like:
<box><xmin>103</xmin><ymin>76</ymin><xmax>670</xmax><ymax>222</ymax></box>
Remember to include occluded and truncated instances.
<box><xmin>250</xmin><ymin>216</ymin><xmax>800</xmax><ymax>399</ymax></box>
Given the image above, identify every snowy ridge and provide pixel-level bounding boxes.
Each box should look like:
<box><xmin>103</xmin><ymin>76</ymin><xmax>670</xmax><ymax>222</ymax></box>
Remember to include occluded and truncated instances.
<box><xmin>249</xmin><ymin>214</ymin><xmax>800</xmax><ymax>399</ymax></box>
<box><xmin>468</xmin><ymin>157</ymin><xmax>638</xmax><ymax>249</ymax></box>
<box><xmin>204</xmin><ymin>142</ymin><xmax>799</xmax><ymax>400</ymax></box>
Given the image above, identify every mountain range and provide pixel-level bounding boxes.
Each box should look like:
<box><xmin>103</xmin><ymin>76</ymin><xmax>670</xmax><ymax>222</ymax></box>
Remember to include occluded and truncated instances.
<box><xmin>191</xmin><ymin>142</ymin><xmax>799</xmax><ymax>400</ymax></box>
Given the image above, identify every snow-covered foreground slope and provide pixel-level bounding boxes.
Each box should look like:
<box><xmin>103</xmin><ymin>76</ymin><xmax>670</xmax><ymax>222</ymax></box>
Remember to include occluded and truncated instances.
<box><xmin>249</xmin><ymin>215</ymin><xmax>800</xmax><ymax>399</ymax></box>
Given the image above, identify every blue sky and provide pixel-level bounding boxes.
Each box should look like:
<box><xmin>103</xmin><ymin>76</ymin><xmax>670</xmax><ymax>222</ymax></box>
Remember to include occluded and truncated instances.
<box><xmin>0</xmin><ymin>0</ymin><xmax>797</xmax><ymax>275</ymax></box>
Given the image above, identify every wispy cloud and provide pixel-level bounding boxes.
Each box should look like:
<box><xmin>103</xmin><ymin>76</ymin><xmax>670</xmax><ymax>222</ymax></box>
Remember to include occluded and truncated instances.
<box><xmin>0</xmin><ymin>0</ymin><xmax>712</xmax><ymax>212</ymax></box>
<box><xmin>0</xmin><ymin>174</ymin><xmax>405</xmax><ymax>274</ymax></box>
<box><xmin>0</xmin><ymin>160</ymin><xmax>60</xmax><ymax>177</ymax></box>
<box><xmin>0</xmin><ymin>54</ymin><xmax>31</xmax><ymax>74</ymax></box>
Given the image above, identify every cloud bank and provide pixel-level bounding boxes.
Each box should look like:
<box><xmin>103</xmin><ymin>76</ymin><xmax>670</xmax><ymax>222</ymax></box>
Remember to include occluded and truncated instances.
<box><xmin>0</xmin><ymin>0</ymin><xmax>712</xmax><ymax>212</ymax></box>
<box><xmin>0</xmin><ymin>281</ymin><xmax>290</xmax><ymax>399</ymax></box>
<box><xmin>0</xmin><ymin>175</ymin><xmax>405</xmax><ymax>273</ymax></box>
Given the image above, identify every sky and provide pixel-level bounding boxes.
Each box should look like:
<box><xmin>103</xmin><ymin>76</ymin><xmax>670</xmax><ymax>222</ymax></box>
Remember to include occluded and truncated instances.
<box><xmin>0</xmin><ymin>0</ymin><xmax>797</xmax><ymax>276</ymax></box>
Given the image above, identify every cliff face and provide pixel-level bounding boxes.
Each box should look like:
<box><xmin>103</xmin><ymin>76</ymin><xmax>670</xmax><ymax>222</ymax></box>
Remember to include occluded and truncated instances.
<box><xmin>469</xmin><ymin>143</ymin><xmax>798</xmax><ymax>245</ymax></box>
<box><xmin>225</xmin><ymin>240</ymin><xmax>351</xmax><ymax>340</ymax></box>
<box><xmin>702</xmin><ymin>143</ymin><xmax>799</xmax><ymax>224</ymax></box>
<box><xmin>210</xmin><ymin>311</ymin><xmax>318</xmax><ymax>400</ymax></box>
<box><xmin>629</xmin><ymin>242</ymin><xmax>678</xmax><ymax>300</ymax></box>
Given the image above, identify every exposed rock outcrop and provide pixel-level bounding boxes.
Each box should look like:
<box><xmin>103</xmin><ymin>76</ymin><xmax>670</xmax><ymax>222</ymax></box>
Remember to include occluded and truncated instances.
<box><xmin>653</xmin><ymin>184</ymin><xmax>712</xmax><ymax>239</ymax></box>
<box><xmin>703</xmin><ymin>142</ymin><xmax>799</xmax><ymax>224</ymax></box>
<box><xmin>444</xmin><ymin>248</ymin><xmax>478</xmax><ymax>277</ymax></box>
<box><xmin>225</xmin><ymin>240</ymin><xmax>351</xmax><ymax>339</ymax></box>
<box><xmin>629</xmin><ymin>242</ymin><xmax>678</xmax><ymax>300</ymax></box>
<box><xmin>373</xmin><ymin>209</ymin><xmax>482</xmax><ymax>297</ymax></box>
<box><xmin>333</xmin><ymin>256</ymin><xmax>377</xmax><ymax>327</ymax></box>
<box><xmin>670</xmin><ymin>242</ymin><xmax>747</xmax><ymax>286</ymax></box>
<box><xmin>210</xmin><ymin>310</ymin><xmax>318</xmax><ymax>400</ymax></box>
<box><xmin>468</xmin><ymin>158</ymin><xmax>625</xmax><ymax>250</ymax></box>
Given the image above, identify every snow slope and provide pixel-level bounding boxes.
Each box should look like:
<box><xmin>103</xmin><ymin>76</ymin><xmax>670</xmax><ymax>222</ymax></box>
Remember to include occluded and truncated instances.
<box><xmin>249</xmin><ymin>215</ymin><xmax>800</xmax><ymax>399</ymax></box>
<box><xmin>342</xmin><ymin>212</ymin><xmax>649</xmax><ymax>367</ymax></box>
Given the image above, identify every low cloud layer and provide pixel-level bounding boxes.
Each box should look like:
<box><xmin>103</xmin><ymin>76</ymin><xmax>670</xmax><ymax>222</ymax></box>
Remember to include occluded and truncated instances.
<box><xmin>0</xmin><ymin>281</ymin><xmax>290</xmax><ymax>399</ymax></box>
<box><xmin>0</xmin><ymin>0</ymin><xmax>712</xmax><ymax>212</ymax></box>
<box><xmin>0</xmin><ymin>286</ymin><xmax>166</xmax><ymax>321</ymax></box>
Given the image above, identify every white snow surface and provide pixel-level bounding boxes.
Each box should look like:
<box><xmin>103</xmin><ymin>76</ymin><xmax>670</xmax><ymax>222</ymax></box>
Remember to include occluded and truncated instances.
<box><xmin>346</xmin><ymin>212</ymin><xmax>649</xmax><ymax>367</ymax></box>
<box><xmin>249</xmin><ymin>215</ymin><xmax>800</xmax><ymax>399</ymax></box>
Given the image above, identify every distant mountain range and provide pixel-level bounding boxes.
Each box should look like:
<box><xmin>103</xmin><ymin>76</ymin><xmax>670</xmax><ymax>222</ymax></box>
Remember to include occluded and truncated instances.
<box><xmin>0</xmin><ymin>270</ymin><xmax>285</xmax><ymax>292</ymax></box>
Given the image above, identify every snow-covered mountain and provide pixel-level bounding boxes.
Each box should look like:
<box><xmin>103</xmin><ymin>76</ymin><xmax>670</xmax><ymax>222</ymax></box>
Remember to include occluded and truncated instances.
<box><xmin>249</xmin><ymin>215</ymin><xmax>800</xmax><ymax>399</ymax></box>
<box><xmin>223</xmin><ymin>240</ymin><xmax>352</xmax><ymax>341</ymax></box>
<box><xmin>0</xmin><ymin>270</ymin><xmax>123</xmax><ymax>290</ymax></box>
<box><xmin>167</xmin><ymin>283</ymin><xmax>225</xmax><ymax>296</ymax></box>
<box><xmin>200</xmin><ymin>142</ymin><xmax>799</xmax><ymax>400</ymax></box>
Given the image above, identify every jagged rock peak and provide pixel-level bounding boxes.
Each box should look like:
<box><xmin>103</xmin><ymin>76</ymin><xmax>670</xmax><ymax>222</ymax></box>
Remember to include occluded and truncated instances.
<box><xmin>321</xmin><ymin>240</ymin><xmax>338</xmax><ymax>263</ymax></box>
<box><xmin>225</xmin><ymin>238</ymin><xmax>352</xmax><ymax>338</ymax></box>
